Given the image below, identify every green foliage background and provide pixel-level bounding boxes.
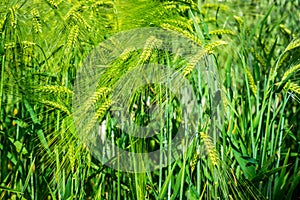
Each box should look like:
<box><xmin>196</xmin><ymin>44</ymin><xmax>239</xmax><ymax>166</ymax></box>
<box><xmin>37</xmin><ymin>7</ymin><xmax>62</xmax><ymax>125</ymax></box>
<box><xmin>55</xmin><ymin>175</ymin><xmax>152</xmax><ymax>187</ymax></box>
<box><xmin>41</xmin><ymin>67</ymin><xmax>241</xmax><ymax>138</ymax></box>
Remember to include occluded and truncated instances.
<box><xmin>0</xmin><ymin>0</ymin><xmax>300</xmax><ymax>199</ymax></box>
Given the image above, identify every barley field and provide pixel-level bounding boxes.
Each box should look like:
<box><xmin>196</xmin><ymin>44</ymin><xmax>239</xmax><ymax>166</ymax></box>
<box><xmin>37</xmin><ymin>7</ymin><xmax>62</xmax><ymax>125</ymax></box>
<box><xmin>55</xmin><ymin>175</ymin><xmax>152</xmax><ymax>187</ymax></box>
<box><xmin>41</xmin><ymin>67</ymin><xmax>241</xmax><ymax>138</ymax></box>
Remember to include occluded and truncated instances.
<box><xmin>0</xmin><ymin>0</ymin><xmax>300</xmax><ymax>199</ymax></box>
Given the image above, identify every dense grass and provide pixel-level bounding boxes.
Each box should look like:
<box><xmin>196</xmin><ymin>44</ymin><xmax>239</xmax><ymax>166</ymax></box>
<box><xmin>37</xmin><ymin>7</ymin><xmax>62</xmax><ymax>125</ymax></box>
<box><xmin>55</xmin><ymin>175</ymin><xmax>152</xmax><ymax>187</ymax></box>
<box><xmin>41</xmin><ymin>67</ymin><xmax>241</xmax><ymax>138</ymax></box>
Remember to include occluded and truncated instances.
<box><xmin>1</xmin><ymin>0</ymin><xmax>300</xmax><ymax>199</ymax></box>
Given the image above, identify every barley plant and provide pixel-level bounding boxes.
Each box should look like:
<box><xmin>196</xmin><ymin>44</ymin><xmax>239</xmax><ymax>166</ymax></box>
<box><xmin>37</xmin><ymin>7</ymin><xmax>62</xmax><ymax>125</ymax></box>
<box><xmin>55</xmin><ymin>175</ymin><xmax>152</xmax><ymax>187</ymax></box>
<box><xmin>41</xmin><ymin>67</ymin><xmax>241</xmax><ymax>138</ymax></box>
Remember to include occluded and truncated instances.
<box><xmin>0</xmin><ymin>0</ymin><xmax>300</xmax><ymax>199</ymax></box>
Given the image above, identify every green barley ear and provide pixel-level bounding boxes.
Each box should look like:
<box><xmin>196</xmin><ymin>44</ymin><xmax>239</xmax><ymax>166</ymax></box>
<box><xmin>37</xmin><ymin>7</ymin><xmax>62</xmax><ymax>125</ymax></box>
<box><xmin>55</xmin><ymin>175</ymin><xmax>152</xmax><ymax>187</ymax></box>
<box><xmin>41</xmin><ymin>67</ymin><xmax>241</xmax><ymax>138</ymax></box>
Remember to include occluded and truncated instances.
<box><xmin>234</xmin><ymin>15</ymin><xmax>244</xmax><ymax>26</ymax></box>
<box><xmin>47</xmin><ymin>0</ymin><xmax>58</xmax><ymax>9</ymax></box>
<box><xmin>183</xmin><ymin>49</ymin><xmax>207</xmax><ymax>77</ymax></box>
<box><xmin>200</xmin><ymin>132</ymin><xmax>219</xmax><ymax>167</ymax></box>
<box><xmin>31</xmin><ymin>8</ymin><xmax>42</xmax><ymax>33</ymax></box>
<box><xmin>64</xmin><ymin>4</ymin><xmax>81</xmax><ymax>21</ymax></box>
<box><xmin>84</xmin><ymin>99</ymin><xmax>113</xmax><ymax>138</ymax></box>
<box><xmin>204</xmin><ymin>40</ymin><xmax>228</xmax><ymax>54</ymax></box>
<box><xmin>275</xmin><ymin>63</ymin><xmax>300</xmax><ymax>92</ymax></box>
<box><xmin>284</xmin><ymin>82</ymin><xmax>300</xmax><ymax>96</ymax></box>
<box><xmin>165</xmin><ymin>18</ymin><xmax>193</xmax><ymax>32</ymax></box>
<box><xmin>275</xmin><ymin>63</ymin><xmax>300</xmax><ymax>95</ymax></box>
<box><xmin>277</xmin><ymin>38</ymin><xmax>300</xmax><ymax>69</ymax></box>
<box><xmin>279</xmin><ymin>24</ymin><xmax>292</xmax><ymax>36</ymax></box>
<box><xmin>190</xmin><ymin>149</ymin><xmax>199</xmax><ymax>173</ymax></box>
<box><xmin>204</xmin><ymin>17</ymin><xmax>217</xmax><ymax>23</ymax></box>
<box><xmin>96</xmin><ymin>100</ymin><xmax>113</xmax><ymax>120</ymax></box>
<box><xmin>283</xmin><ymin>38</ymin><xmax>300</xmax><ymax>54</ymax></box>
<box><xmin>201</xmin><ymin>3</ymin><xmax>230</xmax><ymax>12</ymax></box>
<box><xmin>35</xmin><ymin>85</ymin><xmax>73</xmax><ymax>96</ymax></box>
<box><xmin>281</xmin><ymin>63</ymin><xmax>300</xmax><ymax>82</ymax></box>
<box><xmin>160</xmin><ymin>23</ymin><xmax>202</xmax><ymax>45</ymax></box>
<box><xmin>68</xmin><ymin>143</ymin><xmax>76</xmax><ymax>173</ymax></box>
<box><xmin>41</xmin><ymin>100</ymin><xmax>71</xmax><ymax>116</ymax></box>
<box><xmin>117</xmin><ymin>47</ymin><xmax>135</xmax><ymax>64</ymax></box>
<box><xmin>209</xmin><ymin>29</ymin><xmax>235</xmax><ymax>37</ymax></box>
<box><xmin>277</xmin><ymin>51</ymin><xmax>289</xmax><ymax>69</ymax></box>
<box><xmin>245</xmin><ymin>67</ymin><xmax>258</xmax><ymax>97</ymax></box>
<box><xmin>183</xmin><ymin>40</ymin><xmax>227</xmax><ymax>77</ymax></box>
<box><xmin>9</xmin><ymin>6</ymin><xmax>17</xmax><ymax>28</ymax></box>
<box><xmin>72</xmin><ymin>12</ymin><xmax>91</xmax><ymax>31</ymax></box>
<box><xmin>163</xmin><ymin>1</ymin><xmax>197</xmax><ymax>13</ymax></box>
<box><xmin>84</xmin><ymin>87</ymin><xmax>112</xmax><ymax>112</ymax></box>
<box><xmin>138</xmin><ymin>36</ymin><xmax>162</xmax><ymax>65</ymax></box>
<box><xmin>249</xmin><ymin>48</ymin><xmax>266</xmax><ymax>68</ymax></box>
<box><xmin>67</xmin><ymin>25</ymin><xmax>79</xmax><ymax>50</ymax></box>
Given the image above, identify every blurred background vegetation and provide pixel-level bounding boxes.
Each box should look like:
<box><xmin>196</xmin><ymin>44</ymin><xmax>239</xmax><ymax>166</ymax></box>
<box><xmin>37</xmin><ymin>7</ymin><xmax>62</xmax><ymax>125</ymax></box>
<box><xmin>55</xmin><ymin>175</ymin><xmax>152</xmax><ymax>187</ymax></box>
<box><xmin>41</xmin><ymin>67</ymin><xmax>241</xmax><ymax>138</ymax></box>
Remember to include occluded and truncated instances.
<box><xmin>0</xmin><ymin>0</ymin><xmax>299</xmax><ymax>199</ymax></box>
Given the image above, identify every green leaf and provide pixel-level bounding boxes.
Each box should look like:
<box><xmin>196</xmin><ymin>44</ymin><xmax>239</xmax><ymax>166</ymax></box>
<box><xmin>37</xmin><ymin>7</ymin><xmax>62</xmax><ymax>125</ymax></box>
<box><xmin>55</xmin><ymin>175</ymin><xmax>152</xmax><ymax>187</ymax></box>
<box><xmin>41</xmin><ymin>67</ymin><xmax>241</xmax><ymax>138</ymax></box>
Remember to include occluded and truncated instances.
<box><xmin>9</xmin><ymin>137</ymin><xmax>28</xmax><ymax>155</ymax></box>
<box><xmin>13</xmin><ymin>119</ymin><xmax>29</xmax><ymax>128</ymax></box>
<box><xmin>233</xmin><ymin>149</ymin><xmax>256</xmax><ymax>180</ymax></box>
<box><xmin>24</xmin><ymin>99</ymin><xmax>40</xmax><ymax>124</ymax></box>
<box><xmin>158</xmin><ymin>162</ymin><xmax>177</xmax><ymax>199</ymax></box>
<box><xmin>37</xmin><ymin>129</ymin><xmax>52</xmax><ymax>157</ymax></box>
<box><xmin>0</xmin><ymin>186</ymin><xmax>23</xmax><ymax>194</ymax></box>
<box><xmin>7</xmin><ymin>152</ymin><xmax>17</xmax><ymax>165</ymax></box>
<box><xmin>287</xmin><ymin>168</ymin><xmax>300</xmax><ymax>199</ymax></box>
<box><xmin>252</xmin><ymin>165</ymin><xmax>289</xmax><ymax>182</ymax></box>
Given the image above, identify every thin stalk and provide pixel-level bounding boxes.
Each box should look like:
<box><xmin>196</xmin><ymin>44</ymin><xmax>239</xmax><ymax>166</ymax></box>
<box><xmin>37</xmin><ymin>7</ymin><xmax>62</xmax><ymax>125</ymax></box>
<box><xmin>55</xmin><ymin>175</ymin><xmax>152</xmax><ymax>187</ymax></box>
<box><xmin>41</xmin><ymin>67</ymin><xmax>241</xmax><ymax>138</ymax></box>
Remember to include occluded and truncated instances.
<box><xmin>242</xmin><ymin>58</ymin><xmax>256</xmax><ymax>158</ymax></box>
<box><xmin>0</xmin><ymin>54</ymin><xmax>4</xmax><ymax>111</ymax></box>
<box><xmin>158</xmin><ymin>84</ymin><xmax>163</xmax><ymax>194</ymax></box>
<box><xmin>117</xmin><ymin>155</ymin><xmax>120</xmax><ymax>200</ymax></box>
<box><xmin>179</xmin><ymin>123</ymin><xmax>187</xmax><ymax>200</ymax></box>
<box><xmin>261</xmin><ymin>94</ymin><xmax>272</xmax><ymax>167</ymax></box>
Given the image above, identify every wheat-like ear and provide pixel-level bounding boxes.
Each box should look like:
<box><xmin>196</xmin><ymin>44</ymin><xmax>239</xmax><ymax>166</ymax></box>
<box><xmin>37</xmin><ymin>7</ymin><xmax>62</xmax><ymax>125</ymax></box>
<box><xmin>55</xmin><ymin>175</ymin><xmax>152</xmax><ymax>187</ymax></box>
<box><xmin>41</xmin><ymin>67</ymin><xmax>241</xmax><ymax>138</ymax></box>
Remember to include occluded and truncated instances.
<box><xmin>190</xmin><ymin>150</ymin><xmax>199</xmax><ymax>173</ymax></box>
<box><xmin>72</xmin><ymin>12</ymin><xmax>91</xmax><ymax>31</ymax></box>
<box><xmin>165</xmin><ymin>18</ymin><xmax>193</xmax><ymax>32</ymax></box>
<box><xmin>201</xmin><ymin>3</ymin><xmax>229</xmax><ymax>11</ymax></box>
<box><xmin>200</xmin><ymin>132</ymin><xmax>219</xmax><ymax>167</ymax></box>
<box><xmin>205</xmin><ymin>17</ymin><xmax>217</xmax><ymax>23</ymax></box>
<box><xmin>84</xmin><ymin>87</ymin><xmax>112</xmax><ymax>113</ymax></box>
<box><xmin>179</xmin><ymin>0</ymin><xmax>197</xmax><ymax>5</ymax></box>
<box><xmin>162</xmin><ymin>4</ymin><xmax>177</xmax><ymax>12</ymax></box>
<box><xmin>31</xmin><ymin>8</ymin><xmax>42</xmax><ymax>33</ymax></box>
<box><xmin>161</xmin><ymin>23</ymin><xmax>202</xmax><ymax>45</ymax></box>
<box><xmin>9</xmin><ymin>6</ymin><xmax>17</xmax><ymax>28</ymax></box>
<box><xmin>119</xmin><ymin>47</ymin><xmax>135</xmax><ymax>62</ymax></box>
<box><xmin>64</xmin><ymin>3</ymin><xmax>91</xmax><ymax>30</ymax></box>
<box><xmin>84</xmin><ymin>99</ymin><xmax>113</xmax><ymax>137</ymax></box>
<box><xmin>67</xmin><ymin>25</ymin><xmax>79</xmax><ymax>50</ymax></box>
<box><xmin>204</xmin><ymin>40</ymin><xmax>228</xmax><ymax>53</ymax></box>
<box><xmin>4</xmin><ymin>42</ymin><xmax>17</xmax><ymax>49</ymax></box>
<box><xmin>245</xmin><ymin>67</ymin><xmax>257</xmax><ymax>97</ymax></box>
<box><xmin>183</xmin><ymin>50</ymin><xmax>207</xmax><ymax>77</ymax></box>
<box><xmin>163</xmin><ymin>1</ymin><xmax>197</xmax><ymax>12</ymax></box>
<box><xmin>95</xmin><ymin>1</ymin><xmax>114</xmax><ymax>7</ymax></box>
<box><xmin>183</xmin><ymin>41</ymin><xmax>227</xmax><ymax>77</ymax></box>
<box><xmin>95</xmin><ymin>100</ymin><xmax>113</xmax><ymax>118</ymax></box>
<box><xmin>138</xmin><ymin>36</ymin><xmax>162</xmax><ymax>65</ymax></box>
<box><xmin>249</xmin><ymin>48</ymin><xmax>266</xmax><ymax>68</ymax></box>
<box><xmin>281</xmin><ymin>63</ymin><xmax>300</xmax><ymax>82</ymax></box>
<box><xmin>65</xmin><ymin>4</ymin><xmax>81</xmax><ymax>20</ymax></box>
<box><xmin>188</xmin><ymin>16</ymin><xmax>200</xmax><ymax>25</ymax></box>
<box><xmin>42</xmin><ymin>100</ymin><xmax>71</xmax><ymax>116</ymax></box>
<box><xmin>284</xmin><ymin>82</ymin><xmax>300</xmax><ymax>96</ymax></box>
<box><xmin>68</xmin><ymin>143</ymin><xmax>76</xmax><ymax>173</ymax></box>
<box><xmin>283</xmin><ymin>38</ymin><xmax>300</xmax><ymax>54</ymax></box>
<box><xmin>22</xmin><ymin>41</ymin><xmax>36</xmax><ymax>48</ymax></box>
<box><xmin>279</xmin><ymin>24</ymin><xmax>292</xmax><ymax>36</ymax></box>
<box><xmin>4</xmin><ymin>41</ymin><xmax>35</xmax><ymax>50</ymax></box>
<box><xmin>47</xmin><ymin>0</ymin><xmax>58</xmax><ymax>8</ymax></box>
<box><xmin>209</xmin><ymin>29</ymin><xmax>235</xmax><ymax>36</ymax></box>
<box><xmin>111</xmin><ymin>47</ymin><xmax>135</xmax><ymax>69</ymax></box>
<box><xmin>277</xmin><ymin>51</ymin><xmax>289</xmax><ymax>69</ymax></box>
<box><xmin>234</xmin><ymin>15</ymin><xmax>244</xmax><ymax>26</ymax></box>
<box><xmin>35</xmin><ymin>85</ymin><xmax>73</xmax><ymax>95</ymax></box>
